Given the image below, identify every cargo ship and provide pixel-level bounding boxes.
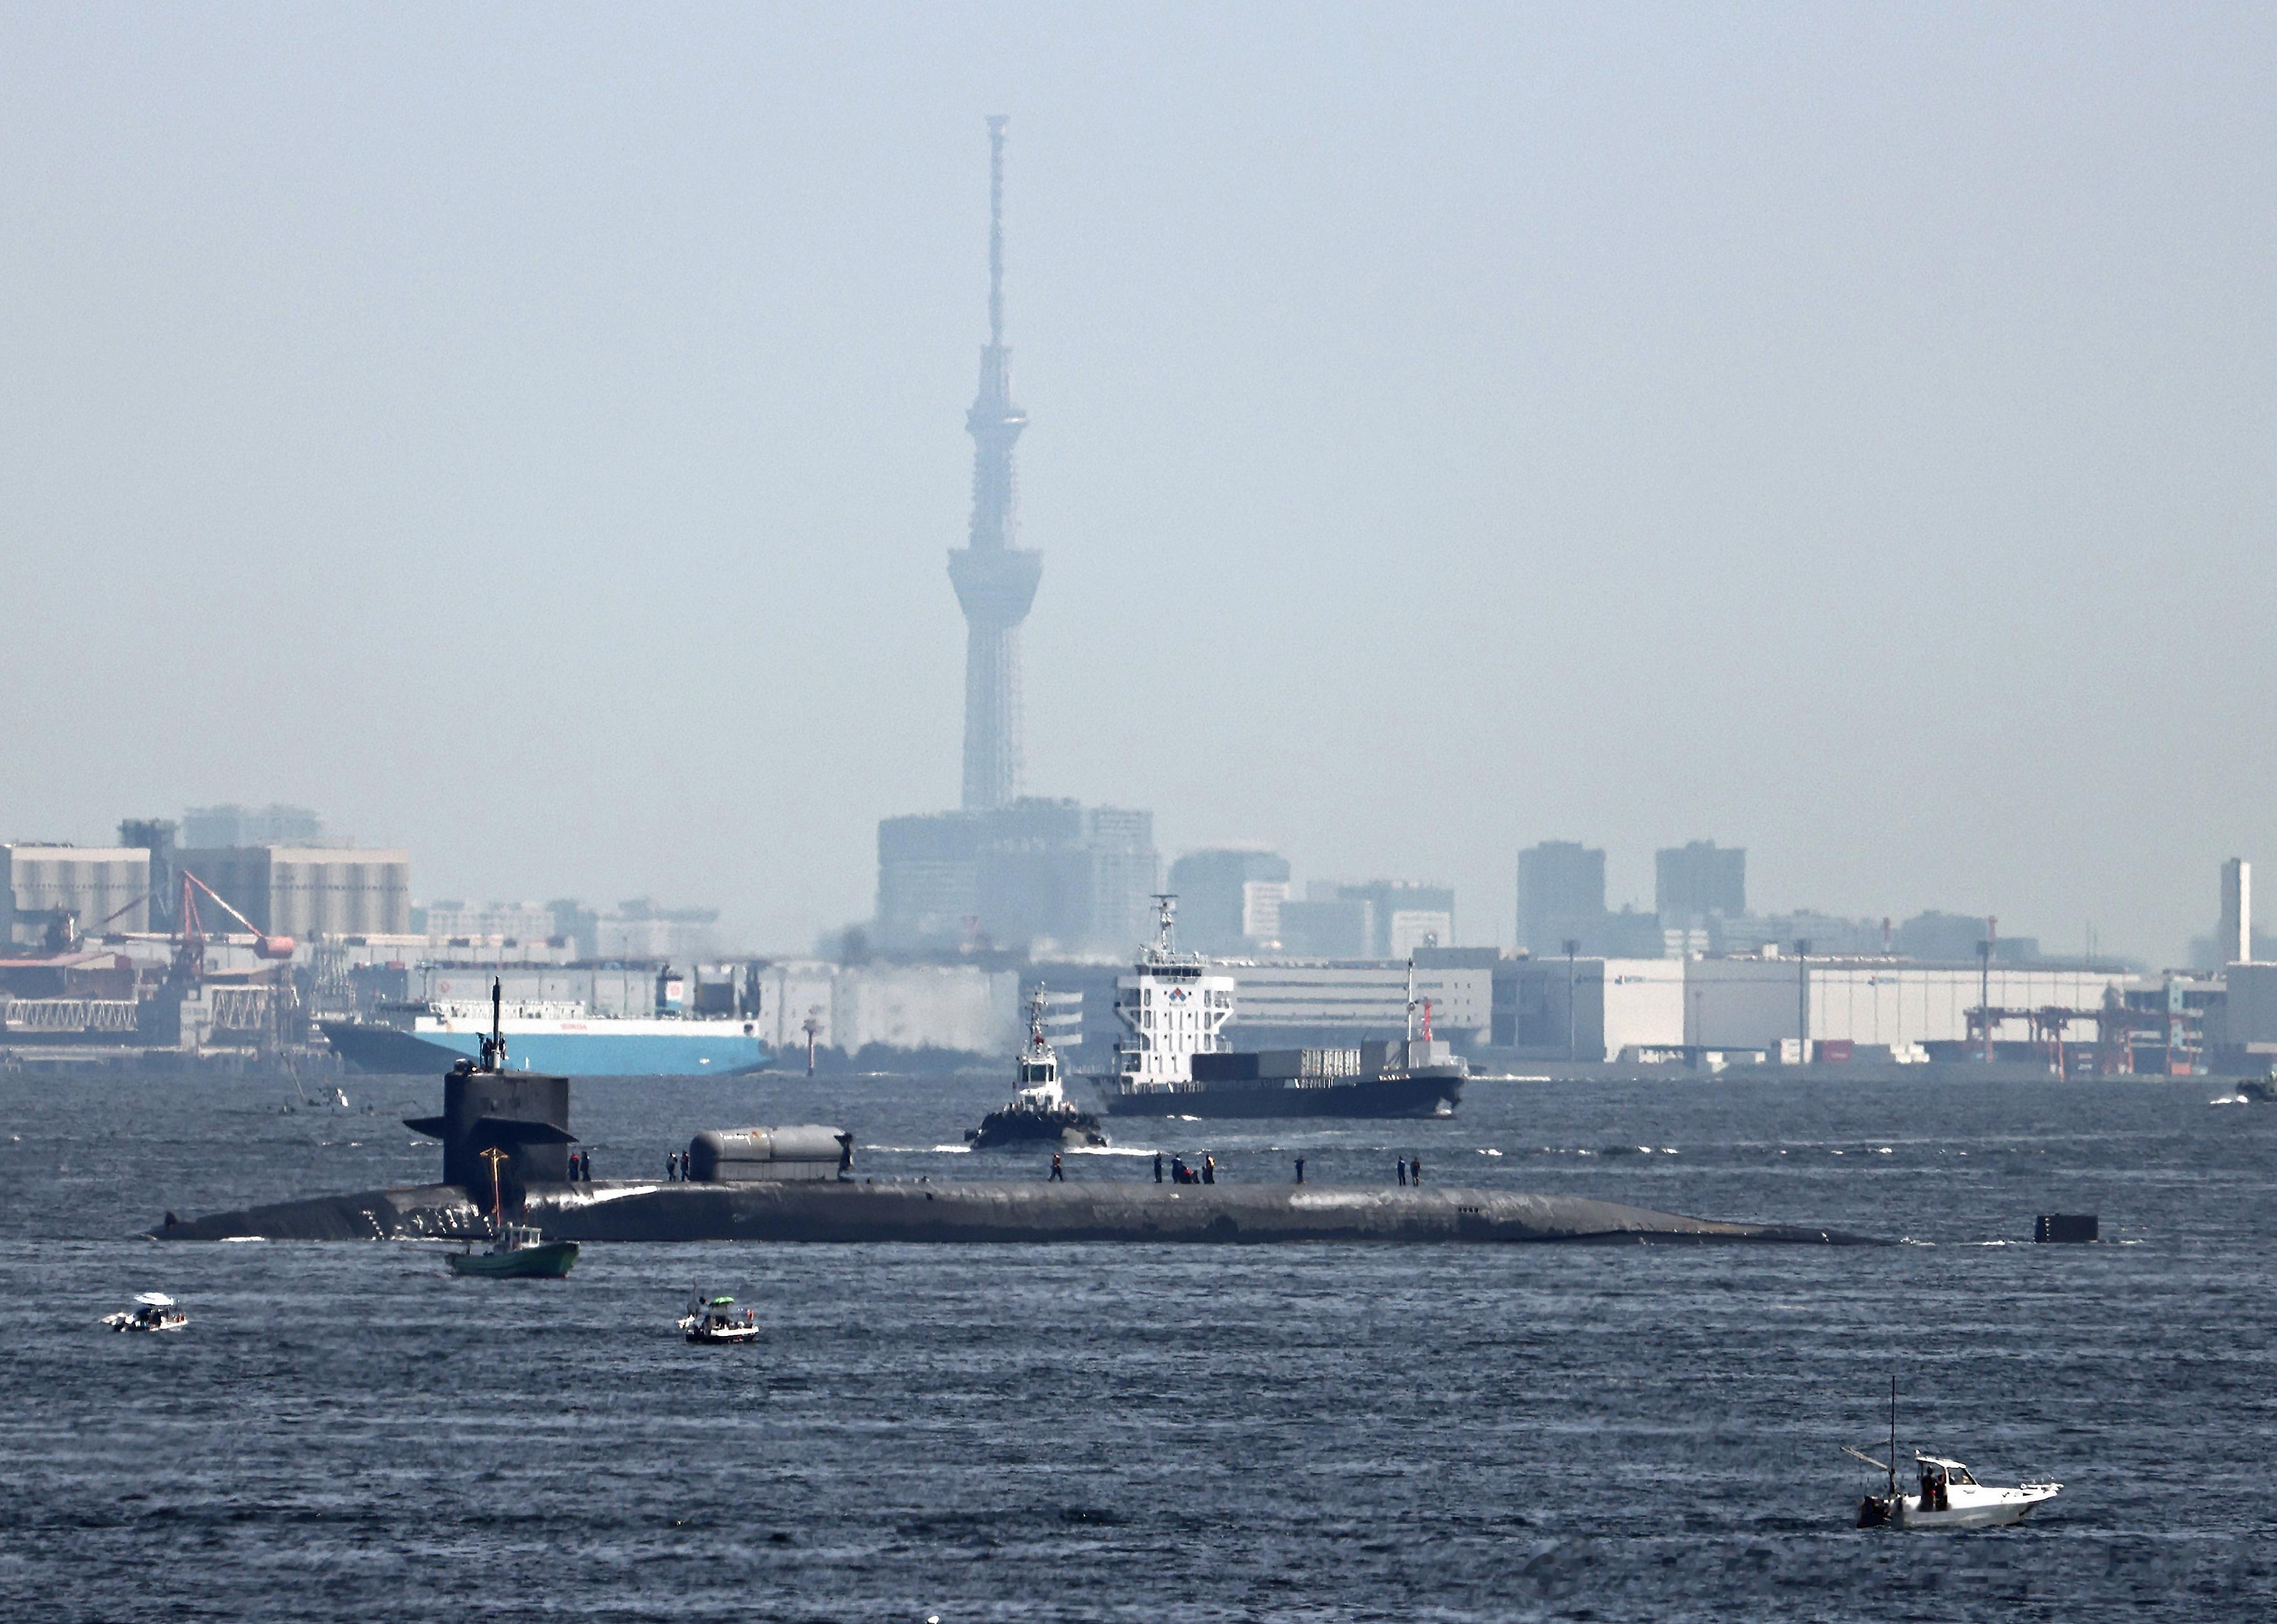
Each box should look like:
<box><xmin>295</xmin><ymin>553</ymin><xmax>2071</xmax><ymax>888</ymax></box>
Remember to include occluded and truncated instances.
<box><xmin>1094</xmin><ymin>898</ymin><xmax>1467</xmax><ymax>1119</ymax></box>
<box><xmin>321</xmin><ymin>999</ymin><xmax>770</xmax><ymax>1077</ymax></box>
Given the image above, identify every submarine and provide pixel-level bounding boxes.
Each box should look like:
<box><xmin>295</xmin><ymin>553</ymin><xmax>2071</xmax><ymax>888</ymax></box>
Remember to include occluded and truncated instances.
<box><xmin>151</xmin><ymin>1067</ymin><xmax>1877</xmax><ymax>1245</ymax></box>
<box><xmin>150</xmin><ymin>1005</ymin><xmax>1874</xmax><ymax>1246</ymax></box>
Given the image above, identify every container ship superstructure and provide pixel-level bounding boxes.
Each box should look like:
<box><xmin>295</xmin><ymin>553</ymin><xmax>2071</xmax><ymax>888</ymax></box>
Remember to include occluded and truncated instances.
<box><xmin>1093</xmin><ymin>897</ymin><xmax>1467</xmax><ymax>1119</ymax></box>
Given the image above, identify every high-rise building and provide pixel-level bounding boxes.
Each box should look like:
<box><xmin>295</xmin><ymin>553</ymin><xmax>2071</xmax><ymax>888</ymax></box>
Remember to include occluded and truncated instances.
<box><xmin>1655</xmin><ymin>840</ymin><xmax>1745</xmax><ymax>923</ymax></box>
<box><xmin>946</xmin><ymin>116</ymin><xmax>1041</xmax><ymax>812</ymax></box>
<box><xmin>877</xmin><ymin>799</ymin><xmax>1158</xmax><ymax>957</ymax></box>
<box><xmin>182</xmin><ymin>804</ymin><xmax>326</xmax><ymax>848</ymax></box>
<box><xmin>1165</xmin><ymin>849</ymin><xmax>1291</xmax><ymax>955</ymax></box>
<box><xmin>1276</xmin><ymin>880</ymin><xmax>1454</xmax><ymax>958</ymax></box>
<box><xmin>2220</xmin><ymin>858</ymin><xmax>2252</xmax><ymax>967</ymax></box>
<box><xmin>1517</xmin><ymin>841</ymin><xmax>1606</xmax><ymax>954</ymax></box>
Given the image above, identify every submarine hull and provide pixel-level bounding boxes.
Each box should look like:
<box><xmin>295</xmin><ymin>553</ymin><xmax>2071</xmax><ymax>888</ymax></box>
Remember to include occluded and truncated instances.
<box><xmin>152</xmin><ymin>1179</ymin><xmax>1877</xmax><ymax>1246</ymax></box>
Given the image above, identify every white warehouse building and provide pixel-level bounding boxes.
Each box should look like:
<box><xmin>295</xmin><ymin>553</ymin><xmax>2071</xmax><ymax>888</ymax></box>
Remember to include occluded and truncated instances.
<box><xmin>1494</xmin><ymin>955</ymin><xmax>2138</xmax><ymax>1062</ymax></box>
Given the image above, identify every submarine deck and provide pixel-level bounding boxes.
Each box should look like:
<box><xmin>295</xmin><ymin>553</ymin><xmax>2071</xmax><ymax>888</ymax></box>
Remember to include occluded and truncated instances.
<box><xmin>150</xmin><ymin>1179</ymin><xmax>1879</xmax><ymax>1246</ymax></box>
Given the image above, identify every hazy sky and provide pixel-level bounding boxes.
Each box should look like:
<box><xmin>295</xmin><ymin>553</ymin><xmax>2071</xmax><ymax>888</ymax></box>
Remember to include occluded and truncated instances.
<box><xmin>4</xmin><ymin>4</ymin><xmax>2272</xmax><ymax>962</ymax></box>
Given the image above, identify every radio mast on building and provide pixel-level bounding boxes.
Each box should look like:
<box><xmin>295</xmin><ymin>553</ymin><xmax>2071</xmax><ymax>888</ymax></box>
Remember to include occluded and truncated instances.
<box><xmin>946</xmin><ymin>114</ymin><xmax>1041</xmax><ymax>811</ymax></box>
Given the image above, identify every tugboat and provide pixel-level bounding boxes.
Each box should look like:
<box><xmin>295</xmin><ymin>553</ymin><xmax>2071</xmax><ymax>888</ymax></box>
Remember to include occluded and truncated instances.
<box><xmin>1847</xmin><ymin>1380</ymin><xmax>2061</xmax><ymax>1529</ymax></box>
<box><xmin>964</xmin><ymin>988</ymin><xmax>1108</xmax><ymax>1150</ymax></box>
<box><xmin>100</xmin><ymin>1292</ymin><xmax>187</xmax><ymax>1333</ymax></box>
<box><xmin>678</xmin><ymin>1291</ymin><xmax>763</xmax><ymax>1345</ymax></box>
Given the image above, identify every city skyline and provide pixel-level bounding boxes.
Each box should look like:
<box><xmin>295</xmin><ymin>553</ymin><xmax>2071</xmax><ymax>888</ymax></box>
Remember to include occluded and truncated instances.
<box><xmin>3</xmin><ymin>8</ymin><xmax>2271</xmax><ymax>963</ymax></box>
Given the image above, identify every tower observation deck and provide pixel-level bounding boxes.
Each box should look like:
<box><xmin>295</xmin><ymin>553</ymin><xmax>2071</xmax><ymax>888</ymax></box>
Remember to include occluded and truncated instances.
<box><xmin>947</xmin><ymin>114</ymin><xmax>1041</xmax><ymax>812</ymax></box>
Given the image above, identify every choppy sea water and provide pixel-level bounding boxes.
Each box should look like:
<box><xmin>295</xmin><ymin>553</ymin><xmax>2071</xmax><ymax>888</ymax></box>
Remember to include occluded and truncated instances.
<box><xmin>2</xmin><ymin>1065</ymin><xmax>2272</xmax><ymax>1621</ymax></box>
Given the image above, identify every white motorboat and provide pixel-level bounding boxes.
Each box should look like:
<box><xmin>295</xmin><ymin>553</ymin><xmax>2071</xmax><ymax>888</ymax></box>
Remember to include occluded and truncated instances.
<box><xmin>1847</xmin><ymin>1383</ymin><xmax>2060</xmax><ymax>1529</ymax></box>
<box><xmin>678</xmin><ymin>1292</ymin><xmax>763</xmax><ymax>1345</ymax></box>
<box><xmin>100</xmin><ymin>1292</ymin><xmax>187</xmax><ymax>1333</ymax></box>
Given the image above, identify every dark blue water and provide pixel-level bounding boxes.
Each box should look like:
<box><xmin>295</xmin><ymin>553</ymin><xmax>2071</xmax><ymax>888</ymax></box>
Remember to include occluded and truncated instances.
<box><xmin>3</xmin><ymin>1067</ymin><xmax>2272</xmax><ymax>1620</ymax></box>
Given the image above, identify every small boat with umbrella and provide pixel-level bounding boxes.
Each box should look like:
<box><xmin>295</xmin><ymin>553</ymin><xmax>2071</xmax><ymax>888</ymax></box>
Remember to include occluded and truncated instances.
<box><xmin>678</xmin><ymin>1291</ymin><xmax>763</xmax><ymax>1344</ymax></box>
<box><xmin>100</xmin><ymin>1292</ymin><xmax>187</xmax><ymax>1332</ymax></box>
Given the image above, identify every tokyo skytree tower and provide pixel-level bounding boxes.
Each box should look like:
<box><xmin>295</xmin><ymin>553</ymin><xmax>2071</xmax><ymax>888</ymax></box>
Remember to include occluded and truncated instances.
<box><xmin>946</xmin><ymin>115</ymin><xmax>1042</xmax><ymax>811</ymax></box>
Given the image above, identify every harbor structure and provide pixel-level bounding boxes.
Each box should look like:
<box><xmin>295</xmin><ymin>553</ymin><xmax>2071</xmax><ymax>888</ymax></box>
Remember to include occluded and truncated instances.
<box><xmin>947</xmin><ymin>114</ymin><xmax>1040</xmax><ymax>813</ymax></box>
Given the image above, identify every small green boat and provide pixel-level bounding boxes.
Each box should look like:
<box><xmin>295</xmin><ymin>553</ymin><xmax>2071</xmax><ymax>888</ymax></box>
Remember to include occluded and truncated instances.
<box><xmin>447</xmin><ymin>1223</ymin><xmax>580</xmax><ymax>1278</ymax></box>
<box><xmin>448</xmin><ymin>1144</ymin><xmax>578</xmax><ymax>1277</ymax></box>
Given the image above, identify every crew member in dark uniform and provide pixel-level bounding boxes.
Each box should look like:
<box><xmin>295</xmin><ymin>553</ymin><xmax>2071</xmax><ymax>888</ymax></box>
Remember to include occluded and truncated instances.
<box><xmin>1049</xmin><ymin>1153</ymin><xmax>1065</xmax><ymax>1182</ymax></box>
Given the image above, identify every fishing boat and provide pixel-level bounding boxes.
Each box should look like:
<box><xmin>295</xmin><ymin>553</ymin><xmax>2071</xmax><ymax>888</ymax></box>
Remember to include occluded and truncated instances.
<box><xmin>100</xmin><ymin>1292</ymin><xmax>187</xmax><ymax>1332</ymax></box>
<box><xmin>1847</xmin><ymin>1382</ymin><xmax>2060</xmax><ymax>1529</ymax></box>
<box><xmin>446</xmin><ymin>1140</ymin><xmax>579</xmax><ymax>1279</ymax></box>
<box><xmin>447</xmin><ymin>1221</ymin><xmax>580</xmax><ymax>1279</ymax></box>
<box><xmin>678</xmin><ymin>1292</ymin><xmax>763</xmax><ymax>1344</ymax></box>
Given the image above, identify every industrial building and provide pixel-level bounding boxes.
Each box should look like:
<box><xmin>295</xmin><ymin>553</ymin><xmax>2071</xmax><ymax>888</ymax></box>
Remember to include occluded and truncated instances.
<box><xmin>1488</xmin><ymin>952</ymin><xmax>2142</xmax><ymax>1067</ymax></box>
<box><xmin>1</xmin><ymin>845</ymin><xmax>151</xmax><ymax>943</ymax></box>
<box><xmin>750</xmin><ymin>960</ymin><xmax>1022</xmax><ymax>1063</ymax></box>
<box><xmin>177</xmin><ymin>845</ymin><xmax>411</xmax><ymax>937</ymax></box>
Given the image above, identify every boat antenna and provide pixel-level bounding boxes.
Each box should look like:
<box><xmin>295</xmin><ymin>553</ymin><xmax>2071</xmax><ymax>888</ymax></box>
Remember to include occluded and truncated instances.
<box><xmin>1887</xmin><ymin>1374</ymin><xmax>1898</xmax><ymax>1499</ymax></box>
<box><xmin>1030</xmin><ymin>983</ymin><xmax>1048</xmax><ymax>1054</ymax></box>
<box><xmin>480</xmin><ymin>1144</ymin><xmax>509</xmax><ymax>1237</ymax></box>
<box><xmin>1405</xmin><ymin>958</ymin><xmax>1417</xmax><ymax>1044</ymax></box>
<box><xmin>1152</xmin><ymin>893</ymin><xmax>1178</xmax><ymax>957</ymax></box>
<box><xmin>482</xmin><ymin>975</ymin><xmax>505</xmax><ymax>1072</ymax></box>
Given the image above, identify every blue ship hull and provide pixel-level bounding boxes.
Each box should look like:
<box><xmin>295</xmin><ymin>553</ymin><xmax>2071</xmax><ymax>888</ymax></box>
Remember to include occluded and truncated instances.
<box><xmin>322</xmin><ymin>1021</ymin><xmax>771</xmax><ymax>1078</ymax></box>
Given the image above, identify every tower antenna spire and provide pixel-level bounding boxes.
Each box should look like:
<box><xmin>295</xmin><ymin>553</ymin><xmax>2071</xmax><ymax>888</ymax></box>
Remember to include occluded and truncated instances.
<box><xmin>987</xmin><ymin>113</ymin><xmax>1008</xmax><ymax>349</ymax></box>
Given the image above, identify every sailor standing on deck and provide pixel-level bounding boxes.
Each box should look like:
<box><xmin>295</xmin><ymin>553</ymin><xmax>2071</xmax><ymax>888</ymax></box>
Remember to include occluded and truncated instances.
<box><xmin>1049</xmin><ymin>1153</ymin><xmax>1065</xmax><ymax>1182</ymax></box>
<box><xmin>1154</xmin><ymin>1151</ymin><xmax>1164</xmax><ymax>1184</ymax></box>
<box><xmin>1397</xmin><ymin>1158</ymin><xmax>1407</xmax><ymax>1187</ymax></box>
